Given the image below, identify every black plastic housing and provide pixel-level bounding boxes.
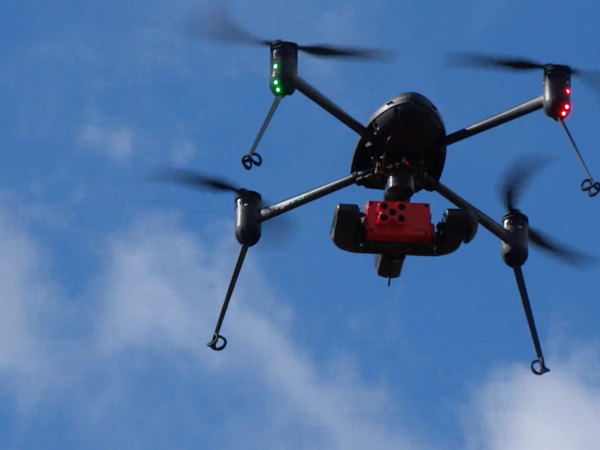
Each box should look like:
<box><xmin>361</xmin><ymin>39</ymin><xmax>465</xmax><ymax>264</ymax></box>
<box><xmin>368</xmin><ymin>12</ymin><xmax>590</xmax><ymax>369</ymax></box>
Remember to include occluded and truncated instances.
<box><xmin>351</xmin><ymin>92</ymin><xmax>447</xmax><ymax>192</ymax></box>
<box><xmin>543</xmin><ymin>65</ymin><xmax>572</xmax><ymax>120</ymax></box>
<box><xmin>501</xmin><ymin>211</ymin><xmax>529</xmax><ymax>267</ymax></box>
<box><xmin>437</xmin><ymin>208</ymin><xmax>479</xmax><ymax>251</ymax></box>
<box><xmin>235</xmin><ymin>191</ymin><xmax>263</xmax><ymax>246</ymax></box>
<box><xmin>330</xmin><ymin>204</ymin><xmax>476</xmax><ymax>258</ymax></box>
<box><xmin>270</xmin><ymin>41</ymin><xmax>298</xmax><ymax>96</ymax></box>
<box><xmin>374</xmin><ymin>254</ymin><xmax>405</xmax><ymax>279</ymax></box>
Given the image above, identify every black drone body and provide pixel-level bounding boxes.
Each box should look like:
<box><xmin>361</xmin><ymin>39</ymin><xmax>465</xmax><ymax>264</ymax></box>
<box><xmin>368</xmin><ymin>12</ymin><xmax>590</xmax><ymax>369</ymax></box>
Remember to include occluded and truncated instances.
<box><xmin>167</xmin><ymin>6</ymin><xmax>599</xmax><ymax>375</ymax></box>
<box><xmin>350</xmin><ymin>92</ymin><xmax>447</xmax><ymax>192</ymax></box>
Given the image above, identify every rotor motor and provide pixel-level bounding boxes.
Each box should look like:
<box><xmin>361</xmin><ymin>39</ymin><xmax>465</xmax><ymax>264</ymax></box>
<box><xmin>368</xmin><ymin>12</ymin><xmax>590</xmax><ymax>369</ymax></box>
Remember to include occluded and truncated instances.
<box><xmin>543</xmin><ymin>65</ymin><xmax>572</xmax><ymax>120</ymax></box>
<box><xmin>270</xmin><ymin>41</ymin><xmax>299</xmax><ymax>96</ymax></box>
<box><xmin>235</xmin><ymin>191</ymin><xmax>263</xmax><ymax>246</ymax></box>
<box><xmin>501</xmin><ymin>211</ymin><xmax>529</xmax><ymax>267</ymax></box>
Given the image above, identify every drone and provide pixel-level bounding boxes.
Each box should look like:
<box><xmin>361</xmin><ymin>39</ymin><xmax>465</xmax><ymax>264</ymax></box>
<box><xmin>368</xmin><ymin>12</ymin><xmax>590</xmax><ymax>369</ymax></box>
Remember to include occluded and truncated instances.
<box><xmin>157</xmin><ymin>6</ymin><xmax>597</xmax><ymax>375</ymax></box>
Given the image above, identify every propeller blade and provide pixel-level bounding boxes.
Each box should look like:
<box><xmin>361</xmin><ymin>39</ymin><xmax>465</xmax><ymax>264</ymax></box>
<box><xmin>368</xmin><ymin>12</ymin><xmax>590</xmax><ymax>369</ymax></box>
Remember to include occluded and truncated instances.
<box><xmin>448</xmin><ymin>52</ymin><xmax>546</xmax><ymax>71</ymax></box>
<box><xmin>500</xmin><ymin>155</ymin><xmax>552</xmax><ymax>211</ymax></box>
<box><xmin>152</xmin><ymin>168</ymin><xmax>242</xmax><ymax>194</ymax></box>
<box><xmin>185</xmin><ymin>4</ymin><xmax>271</xmax><ymax>47</ymax></box>
<box><xmin>497</xmin><ymin>156</ymin><xmax>596</xmax><ymax>269</ymax></box>
<box><xmin>529</xmin><ymin>227</ymin><xmax>596</xmax><ymax>268</ymax></box>
<box><xmin>184</xmin><ymin>4</ymin><xmax>392</xmax><ymax>62</ymax></box>
<box><xmin>153</xmin><ymin>168</ymin><xmax>296</xmax><ymax>246</ymax></box>
<box><xmin>449</xmin><ymin>52</ymin><xmax>600</xmax><ymax>104</ymax></box>
<box><xmin>448</xmin><ymin>52</ymin><xmax>600</xmax><ymax>90</ymax></box>
<box><xmin>576</xmin><ymin>69</ymin><xmax>600</xmax><ymax>94</ymax></box>
<box><xmin>297</xmin><ymin>44</ymin><xmax>393</xmax><ymax>61</ymax></box>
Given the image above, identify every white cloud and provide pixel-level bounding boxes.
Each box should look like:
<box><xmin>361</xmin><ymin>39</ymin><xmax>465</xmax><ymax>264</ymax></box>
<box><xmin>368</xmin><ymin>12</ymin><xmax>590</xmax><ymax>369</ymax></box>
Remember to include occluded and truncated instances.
<box><xmin>65</xmin><ymin>214</ymin><xmax>600</xmax><ymax>450</ymax></box>
<box><xmin>93</xmin><ymin>214</ymin><xmax>423</xmax><ymax>449</ymax></box>
<box><xmin>0</xmin><ymin>204</ymin><xmax>599</xmax><ymax>450</ymax></box>
<box><xmin>79</xmin><ymin>124</ymin><xmax>135</xmax><ymax>161</ymax></box>
<box><xmin>0</xmin><ymin>208</ymin><xmax>65</xmax><ymax>410</ymax></box>
<box><xmin>169</xmin><ymin>139</ymin><xmax>198</xmax><ymax>165</ymax></box>
<box><xmin>461</xmin><ymin>350</ymin><xmax>600</xmax><ymax>450</ymax></box>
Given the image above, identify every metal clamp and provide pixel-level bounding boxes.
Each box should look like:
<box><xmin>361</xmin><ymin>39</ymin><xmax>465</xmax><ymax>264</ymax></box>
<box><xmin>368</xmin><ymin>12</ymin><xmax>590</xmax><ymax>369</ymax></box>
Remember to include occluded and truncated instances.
<box><xmin>531</xmin><ymin>357</ymin><xmax>550</xmax><ymax>376</ymax></box>
<box><xmin>581</xmin><ymin>178</ymin><xmax>600</xmax><ymax>197</ymax></box>
<box><xmin>241</xmin><ymin>152</ymin><xmax>263</xmax><ymax>170</ymax></box>
<box><xmin>207</xmin><ymin>333</ymin><xmax>227</xmax><ymax>351</ymax></box>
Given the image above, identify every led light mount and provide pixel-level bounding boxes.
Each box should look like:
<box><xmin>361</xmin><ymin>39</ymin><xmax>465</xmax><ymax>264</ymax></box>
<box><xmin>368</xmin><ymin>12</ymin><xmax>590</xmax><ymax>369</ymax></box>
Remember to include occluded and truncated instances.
<box><xmin>543</xmin><ymin>65</ymin><xmax>572</xmax><ymax>120</ymax></box>
<box><xmin>270</xmin><ymin>41</ymin><xmax>298</xmax><ymax>96</ymax></box>
<box><xmin>542</xmin><ymin>65</ymin><xmax>598</xmax><ymax>197</ymax></box>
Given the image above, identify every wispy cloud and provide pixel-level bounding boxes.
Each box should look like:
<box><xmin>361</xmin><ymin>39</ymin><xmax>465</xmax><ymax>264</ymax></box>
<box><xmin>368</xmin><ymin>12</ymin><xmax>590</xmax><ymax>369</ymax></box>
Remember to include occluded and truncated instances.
<box><xmin>94</xmin><ymin>214</ymin><xmax>424</xmax><ymax>449</ymax></box>
<box><xmin>461</xmin><ymin>349</ymin><xmax>600</xmax><ymax>450</ymax></box>
<box><xmin>1</xmin><ymin>204</ymin><xmax>599</xmax><ymax>449</ymax></box>
<box><xmin>79</xmin><ymin>124</ymin><xmax>135</xmax><ymax>162</ymax></box>
<box><xmin>169</xmin><ymin>138</ymin><xmax>198</xmax><ymax>166</ymax></box>
<box><xmin>0</xmin><ymin>207</ymin><xmax>424</xmax><ymax>448</ymax></box>
<box><xmin>0</xmin><ymin>206</ymin><xmax>63</xmax><ymax>409</ymax></box>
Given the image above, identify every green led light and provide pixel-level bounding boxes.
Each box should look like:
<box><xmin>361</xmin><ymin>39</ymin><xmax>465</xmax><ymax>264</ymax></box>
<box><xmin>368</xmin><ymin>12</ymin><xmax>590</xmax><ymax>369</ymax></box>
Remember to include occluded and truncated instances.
<box><xmin>273</xmin><ymin>79</ymin><xmax>279</xmax><ymax>85</ymax></box>
<box><xmin>272</xmin><ymin>63</ymin><xmax>279</xmax><ymax>69</ymax></box>
<box><xmin>275</xmin><ymin>87</ymin><xmax>281</xmax><ymax>93</ymax></box>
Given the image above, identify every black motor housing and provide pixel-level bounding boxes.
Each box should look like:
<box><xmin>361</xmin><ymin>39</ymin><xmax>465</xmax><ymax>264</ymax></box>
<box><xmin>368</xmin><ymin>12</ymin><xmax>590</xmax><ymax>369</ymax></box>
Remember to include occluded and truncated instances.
<box><xmin>235</xmin><ymin>190</ymin><xmax>263</xmax><ymax>247</ymax></box>
<box><xmin>501</xmin><ymin>211</ymin><xmax>529</xmax><ymax>267</ymax></box>
<box><xmin>542</xmin><ymin>65</ymin><xmax>572</xmax><ymax>120</ymax></box>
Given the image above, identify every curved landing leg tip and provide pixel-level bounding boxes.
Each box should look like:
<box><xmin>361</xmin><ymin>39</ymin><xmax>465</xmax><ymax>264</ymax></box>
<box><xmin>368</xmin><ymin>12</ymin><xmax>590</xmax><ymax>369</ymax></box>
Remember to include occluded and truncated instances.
<box><xmin>531</xmin><ymin>358</ymin><xmax>550</xmax><ymax>375</ymax></box>
<box><xmin>207</xmin><ymin>333</ymin><xmax>227</xmax><ymax>351</ymax></box>
<box><xmin>241</xmin><ymin>153</ymin><xmax>263</xmax><ymax>170</ymax></box>
<box><xmin>581</xmin><ymin>178</ymin><xmax>600</xmax><ymax>197</ymax></box>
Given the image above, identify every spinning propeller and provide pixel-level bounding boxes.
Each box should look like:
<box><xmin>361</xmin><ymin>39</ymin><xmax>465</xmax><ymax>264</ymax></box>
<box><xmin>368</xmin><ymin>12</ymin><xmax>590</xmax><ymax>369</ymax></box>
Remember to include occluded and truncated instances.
<box><xmin>499</xmin><ymin>157</ymin><xmax>593</xmax><ymax>267</ymax></box>
<box><xmin>185</xmin><ymin>3</ymin><xmax>392</xmax><ymax>170</ymax></box>
<box><xmin>448</xmin><ymin>52</ymin><xmax>600</xmax><ymax>88</ymax></box>
<box><xmin>497</xmin><ymin>156</ymin><xmax>594</xmax><ymax>375</ymax></box>
<box><xmin>153</xmin><ymin>165</ymin><xmax>380</xmax><ymax>352</ymax></box>
<box><xmin>449</xmin><ymin>52</ymin><xmax>600</xmax><ymax>197</ymax></box>
<box><xmin>419</xmin><ymin>155</ymin><xmax>595</xmax><ymax>375</ymax></box>
<box><xmin>154</xmin><ymin>168</ymin><xmax>248</xmax><ymax>195</ymax></box>
<box><xmin>153</xmin><ymin>168</ymin><xmax>289</xmax><ymax>351</ymax></box>
<box><xmin>185</xmin><ymin>3</ymin><xmax>392</xmax><ymax>61</ymax></box>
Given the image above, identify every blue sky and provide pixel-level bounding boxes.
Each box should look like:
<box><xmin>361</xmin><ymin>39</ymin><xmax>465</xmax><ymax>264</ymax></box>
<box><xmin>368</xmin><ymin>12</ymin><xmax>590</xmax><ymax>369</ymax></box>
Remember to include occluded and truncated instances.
<box><xmin>0</xmin><ymin>0</ymin><xmax>599</xmax><ymax>449</ymax></box>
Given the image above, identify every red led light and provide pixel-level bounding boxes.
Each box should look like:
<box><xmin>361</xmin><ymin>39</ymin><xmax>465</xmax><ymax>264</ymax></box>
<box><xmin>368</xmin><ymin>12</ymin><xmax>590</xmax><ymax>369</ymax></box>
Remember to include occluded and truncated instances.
<box><xmin>559</xmin><ymin>102</ymin><xmax>571</xmax><ymax>119</ymax></box>
<box><xmin>566</xmin><ymin>88</ymin><xmax>571</xmax><ymax>94</ymax></box>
